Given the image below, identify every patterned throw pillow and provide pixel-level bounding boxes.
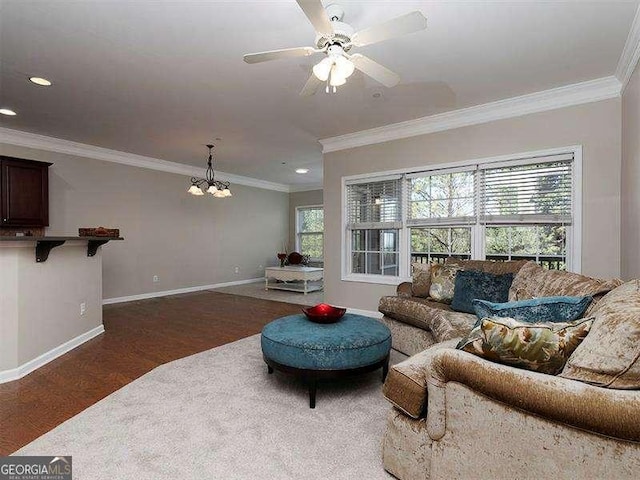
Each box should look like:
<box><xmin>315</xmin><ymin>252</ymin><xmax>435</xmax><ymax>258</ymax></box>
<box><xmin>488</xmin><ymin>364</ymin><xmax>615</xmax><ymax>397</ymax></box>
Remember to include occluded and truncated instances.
<box><xmin>429</xmin><ymin>264</ymin><xmax>462</xmax><ymax>303</ymax></box>
<box><xmin>411</xmin><ymin>263</ymin><xmax>432</xmax><ymax>298</ymax></box>
<box><xmin>450</xmin><ymin>270</ymin><xmax>514</xmax><ymax>314</ymax></box>
<box><xmin>456</xmin><ymin>316</ymin><xmax>594</xmax><ymax>375</ymax></box>
<box><xmin>472</xmin><ymin>296</ymin><xmax>593</xmax><ymax>323</ymax></box>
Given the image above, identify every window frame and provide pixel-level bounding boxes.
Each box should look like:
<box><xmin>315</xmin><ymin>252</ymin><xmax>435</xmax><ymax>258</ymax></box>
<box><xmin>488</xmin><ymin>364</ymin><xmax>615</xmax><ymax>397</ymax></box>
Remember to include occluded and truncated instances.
<box><xmin>343</xmin><ymin>175</ymin><xmax>407</xmax><ymax>285</ymax></box>
<box><xmin>341</xmin><ymin>146</ymin><xmax>582</xmax><ymax>284</ymax></box>
<box><xmin>295</xmin><ymin>205</ymin><xmax>324</xmax><ymax>261</ymax></box>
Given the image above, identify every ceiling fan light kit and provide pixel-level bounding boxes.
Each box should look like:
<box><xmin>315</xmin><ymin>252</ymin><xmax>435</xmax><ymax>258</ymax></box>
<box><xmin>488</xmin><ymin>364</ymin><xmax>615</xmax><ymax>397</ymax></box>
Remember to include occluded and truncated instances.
<box><xmin>188</xmin><ymin>144</ymin><xmax>232</xmax><ymax>198</ymax></box>
<box><xmin>312</xmin><ymin>57</ymin><xmax>333</xmax><ymax>81</ymax></box>
<box><xmin>243</xmin><ymin>0</ymin><xmax>427</xmax><ymax>96</ymax></box>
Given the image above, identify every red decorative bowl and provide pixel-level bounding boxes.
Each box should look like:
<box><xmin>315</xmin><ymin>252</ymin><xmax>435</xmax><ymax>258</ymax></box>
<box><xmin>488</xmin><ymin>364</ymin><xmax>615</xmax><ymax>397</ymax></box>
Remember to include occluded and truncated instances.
<box><xmin>302</xmin><ymin>304</ymin><xmax>347</xmax><ymax>324</ymax></box>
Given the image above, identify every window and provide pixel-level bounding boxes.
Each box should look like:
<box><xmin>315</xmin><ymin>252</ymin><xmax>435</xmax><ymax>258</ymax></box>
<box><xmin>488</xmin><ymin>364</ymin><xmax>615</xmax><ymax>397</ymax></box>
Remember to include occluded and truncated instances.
<box><xmin>296</xmin><ymin>206</ymin><xmax>324</xmax><ymax>260</ymax></box>
<box><xmin>485</xmin><ymin>225</ymin><xmax>566</xmax><ymax>270</ymax></box>
<box><xmin>342</xmin><ymin>150</ymin><xmax>579</xmax><ymax>282</ymax></box>
<box><xmin>346</xmin><ymin>177</ymin><xmax>402</xmax><ymax>277</ymax></box>
<box><xmin>408</xmin><ymin>169</ymin><xmax>475</xmax><ymax>265</ymax></box>
<box><xmin>411</xmin><ymin>227</ymin><xmax>472</xmax><ymax>265</ymax></box>
<box><xmin>479</xmin><ymin>156</ymin><xmax>573</xmax><ymax>270</ymax></box>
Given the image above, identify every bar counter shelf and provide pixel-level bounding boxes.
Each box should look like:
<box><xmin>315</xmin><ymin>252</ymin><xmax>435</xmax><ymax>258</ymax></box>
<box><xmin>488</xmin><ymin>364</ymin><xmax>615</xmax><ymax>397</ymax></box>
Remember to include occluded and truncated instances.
<box><xmin>0</xmin><ymin>236</ymin><xmax>124</xmax><ymax>262</ymax></box>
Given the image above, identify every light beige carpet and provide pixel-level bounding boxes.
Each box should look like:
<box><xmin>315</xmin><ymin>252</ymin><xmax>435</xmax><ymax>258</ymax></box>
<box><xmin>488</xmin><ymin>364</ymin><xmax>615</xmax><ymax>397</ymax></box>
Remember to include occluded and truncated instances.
<box><xmin>213</xmin><ymin>280</ymin><xmax>324</xmax><ymax>306</ymax></box>
<box><xmin>16</xmin><ymin>334</ymin><xmax>402</xmax><ymax>479</ymax></box>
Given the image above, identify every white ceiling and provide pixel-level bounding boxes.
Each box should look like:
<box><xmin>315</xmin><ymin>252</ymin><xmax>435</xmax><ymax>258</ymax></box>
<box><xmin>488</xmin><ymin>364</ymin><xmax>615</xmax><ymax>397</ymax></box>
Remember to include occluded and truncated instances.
<box><xmin>0</xmin><ymin>0</ymin><xmax>638</xmax><ymax>187</ymax></box>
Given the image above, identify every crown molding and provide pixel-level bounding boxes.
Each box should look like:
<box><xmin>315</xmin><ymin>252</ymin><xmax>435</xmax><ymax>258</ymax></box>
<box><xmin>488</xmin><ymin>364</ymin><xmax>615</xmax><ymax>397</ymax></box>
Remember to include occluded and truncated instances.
<box><xmin>288</xmin><ymin>183</ymin><xmax>323</xmax><ymax>193</ymax></box>
<box><xmin>319</xmin><ymin>76</ymin><xmax>622</xmax><ymax>153</ymax></box>
<box><xmin>616</xmin><ymin>5</ymin><xmax>640</xmax><ymax>93</ymax></box>
<box><xmin>0</xmin><ymin>127</ymin><xmax>291</xmax><ymax>193</ymax></box>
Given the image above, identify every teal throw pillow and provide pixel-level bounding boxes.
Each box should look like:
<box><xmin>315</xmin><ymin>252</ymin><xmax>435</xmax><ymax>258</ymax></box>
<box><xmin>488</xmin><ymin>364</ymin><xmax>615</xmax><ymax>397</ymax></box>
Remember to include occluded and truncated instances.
<box><xmin>472</xmin><ymin>296</ymin><xmax>593</xmax><ymax>323</ymax></box>
<box><xmin>450</xmin><ymin>270</ymin><xmax>514</xmax><ymax>314</ymax></box>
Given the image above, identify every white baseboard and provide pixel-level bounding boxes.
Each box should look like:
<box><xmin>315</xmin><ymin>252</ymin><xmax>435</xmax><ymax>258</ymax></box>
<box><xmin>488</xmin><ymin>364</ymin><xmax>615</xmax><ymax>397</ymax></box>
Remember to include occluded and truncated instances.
<box><xmin>0</xmin><ymin>325</ymin><xmax>105</xmax><ymax>384</ymax></box>
<box><xmin>102</xmin><ymin>278</ymin><xmax>264</xmax><ymax>305</ymax></box>
<box><xmin>346</xmin><ymin>307</ymin><xmax>383</xmax><ymax>319</ymax></box>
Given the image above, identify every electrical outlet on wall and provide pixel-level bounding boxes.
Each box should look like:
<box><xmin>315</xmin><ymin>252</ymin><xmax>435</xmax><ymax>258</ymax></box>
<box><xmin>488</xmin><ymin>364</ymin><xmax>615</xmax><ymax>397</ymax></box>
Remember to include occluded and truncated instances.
<box><xmin>234</xmin><ymin>266</ymin><xmax>240</xmax><ymax>274</ymax></box>
<box><xmin>153</xmin><ymin>275</ymin><xmax>159</xmax><ymax>283</ymax></box>
<box><xmin>80</xmin><ymin>302</ymin><xmax>86</xmax><ymax>316</ymax></box>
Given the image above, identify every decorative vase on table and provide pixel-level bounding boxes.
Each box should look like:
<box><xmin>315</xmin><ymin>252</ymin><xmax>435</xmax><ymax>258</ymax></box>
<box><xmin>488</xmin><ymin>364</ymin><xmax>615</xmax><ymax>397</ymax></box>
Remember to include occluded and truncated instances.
<box><xmin>277</xmin><ymin>253</ymin><xmax>287</xmax><ymax>268</ymax></box>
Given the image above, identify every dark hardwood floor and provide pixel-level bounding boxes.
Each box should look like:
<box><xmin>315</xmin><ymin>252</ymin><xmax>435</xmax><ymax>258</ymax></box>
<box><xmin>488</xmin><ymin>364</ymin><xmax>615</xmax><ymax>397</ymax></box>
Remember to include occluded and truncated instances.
<box><xmin>0</xmin><ymin>291</ymin><xmax>302</xmax><ymax>455</ymax></box>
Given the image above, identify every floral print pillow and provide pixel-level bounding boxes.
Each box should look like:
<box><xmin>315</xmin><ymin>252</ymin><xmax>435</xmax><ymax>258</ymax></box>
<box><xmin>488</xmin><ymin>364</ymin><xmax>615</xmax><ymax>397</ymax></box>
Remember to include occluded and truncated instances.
<box><xmin>457</xmin><ymin>316</ymin><xmax>594</xmax><ymax>375</ymax></box>
<box><xmin>429</xmin><ymin>264</ymin><xmax>462</xmax><ymax>303</ymax></box>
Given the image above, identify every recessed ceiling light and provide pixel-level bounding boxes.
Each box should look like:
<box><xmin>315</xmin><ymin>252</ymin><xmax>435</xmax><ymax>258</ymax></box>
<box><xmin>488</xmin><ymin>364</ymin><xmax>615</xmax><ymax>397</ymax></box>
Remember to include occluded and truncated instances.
<box><xmin>29</xmin><ymin>77</ymin><xmax>52</xmax><ymax>86</ymax></box>
<box><xmin>295</xmin><ymin>168</ymin><xmax>309</xmax><ymax>174</ymax></box>
<box><xmin>0</xmin><ymin>108</ymin><xmax>17</xmax><ymax>116</ymax></box>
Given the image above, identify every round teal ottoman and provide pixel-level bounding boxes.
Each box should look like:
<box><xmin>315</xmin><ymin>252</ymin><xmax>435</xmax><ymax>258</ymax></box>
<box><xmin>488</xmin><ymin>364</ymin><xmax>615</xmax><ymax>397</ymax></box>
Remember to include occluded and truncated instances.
<box><xmin>261</xmin><ymin>313</ymin><xmax>392</xmax><ymax>408</ymax></box>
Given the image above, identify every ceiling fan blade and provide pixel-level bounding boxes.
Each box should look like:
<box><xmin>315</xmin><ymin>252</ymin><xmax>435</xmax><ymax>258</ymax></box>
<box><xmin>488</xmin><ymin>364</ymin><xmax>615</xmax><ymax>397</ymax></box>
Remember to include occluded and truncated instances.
<box><xmin>243</xmin><ymin>47</ymin><xmax>318</xmax><ymax>64</ymax></box>
<box><xmin>300</xmin><ymin>74</ymin><xmax>323</xmax><ymax>97</ymax></box>
<box><xmin>296</xmin><ymin>0</ymin><xmax>334</xmax><ymax>37</ymax></box>
<box><xmin>351</xmin><ymin>11</ymin><xmax>427</xmax><ymax>47</ymax></box>
<box><xmin>350</xmin><ymin>54</ymin><xmax>400</xmax><ymax>88</ymax></box>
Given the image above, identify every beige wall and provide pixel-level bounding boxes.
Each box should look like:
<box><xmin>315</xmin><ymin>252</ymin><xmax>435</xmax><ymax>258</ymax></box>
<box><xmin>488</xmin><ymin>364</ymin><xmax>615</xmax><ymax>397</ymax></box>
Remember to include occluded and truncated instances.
<box><xmin>0</xmin><ymin>144</ymin><xmax>289</xmax><ymax>300</ymax></box>
<box><xmin>288</xmin><ymin>189</ymin><xmax>323</xmax><ymax>251</ymax></box>
<box><xmin>0</xmin><ymin>243</ymin><xmax>102</xmax><ymax>370</ymax></box>
<box><xmin>323</xmin><ymin>99</ymin><xmax>622</xmax><ymax>311</ymax></box>
<box><xmin>622</xmin><ymin>61</ymin><xmax>640</xmax><ymax>279</ymax></box>
<box><xmin>0</xmin><ymin>248</ymin><xmax>19</xmax><ymax>370</ymax></box>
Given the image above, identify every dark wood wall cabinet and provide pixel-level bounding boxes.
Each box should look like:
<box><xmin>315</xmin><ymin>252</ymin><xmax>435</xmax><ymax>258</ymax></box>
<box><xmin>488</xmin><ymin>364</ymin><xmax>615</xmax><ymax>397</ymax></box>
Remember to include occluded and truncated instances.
<box><xmin>0</xmin><ymin>156</ymin><xmax>52</xmax><ymax>227</ymax></box>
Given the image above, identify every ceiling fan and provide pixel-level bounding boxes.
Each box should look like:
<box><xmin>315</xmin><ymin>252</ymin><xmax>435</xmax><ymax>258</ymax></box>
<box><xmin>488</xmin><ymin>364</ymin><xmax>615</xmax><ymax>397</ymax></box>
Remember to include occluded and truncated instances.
<box><xmin>243</xmin><ymin>0</ymin><xmax>427</xmax><ymax>96</ymax></box>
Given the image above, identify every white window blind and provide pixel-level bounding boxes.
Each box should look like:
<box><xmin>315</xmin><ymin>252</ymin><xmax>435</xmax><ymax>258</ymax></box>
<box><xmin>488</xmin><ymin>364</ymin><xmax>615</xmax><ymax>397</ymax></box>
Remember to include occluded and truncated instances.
<box><xmin>407</xmin><ymin>169</ymin><xmax>476</xmax><ymax>226</ymax></box>
<box><xmin>346</xmin><ymin>178</ymin><xmax>402</xmax><ymax>230</ymax></box>
<box><xmin>479</xmin><ymin>153</ymin><xmax>574</xmax><ymax>224</ymax></box>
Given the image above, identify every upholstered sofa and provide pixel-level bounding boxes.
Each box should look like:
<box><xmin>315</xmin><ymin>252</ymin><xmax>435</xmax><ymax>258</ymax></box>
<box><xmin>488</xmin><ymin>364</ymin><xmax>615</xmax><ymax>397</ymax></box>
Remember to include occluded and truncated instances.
<box><xmin>379</xmin><ymin>262</ymin><xmax>640</xmax><ymax>480</ymax></box>
<box><xmin>379</xmin><ymin>259</ymin><xmax>620</xmax><ymax>356</ymax></box>
<box><xmin>378</xmin><ymin>259</ymin><xmax>529</xmax><ymax>355</ymax></box>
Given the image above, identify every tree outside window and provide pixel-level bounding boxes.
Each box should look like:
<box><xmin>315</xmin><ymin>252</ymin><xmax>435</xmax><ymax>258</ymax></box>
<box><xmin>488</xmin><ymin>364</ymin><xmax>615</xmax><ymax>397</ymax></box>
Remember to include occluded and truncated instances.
<box><xmin>297</xmin><ymin>206</ymin><xmax>323</xmax><ymax>260</ymax></box>
<box><xmin>409</xmin><ymin>171</ymin><xmax>475</xmax><ymax>265</ymax></box>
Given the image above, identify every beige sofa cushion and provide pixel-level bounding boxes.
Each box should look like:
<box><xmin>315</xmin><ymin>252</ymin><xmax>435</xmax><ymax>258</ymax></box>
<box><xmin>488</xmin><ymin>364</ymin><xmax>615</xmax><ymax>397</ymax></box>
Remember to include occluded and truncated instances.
<box><xmin>509</xmin><ymin>261</ymin><xmax>623</xmax><ymax>315</ymax></box>
<box><xmin>383</xmin><ymin>340</ymin><xmax>459</xmax><ymax>418</ymax></box>
<box><xmin>560</xmin><ymin>280</ymin><xmax>640</xmax><ymax>389</ymax></box>
<box><xmin>411</xmin><ymin>263</ymin><xmax>432</xmax><ymax>298</ymax></box>
<box><xmin>378</xmin><ymin>296</ymin><xmax>476</xmax><ymax>342</ymax></box>
<box><xmin>431</xmin><ymin>309</ymin><xmax>477</xmax><ymax>343</ymax></box>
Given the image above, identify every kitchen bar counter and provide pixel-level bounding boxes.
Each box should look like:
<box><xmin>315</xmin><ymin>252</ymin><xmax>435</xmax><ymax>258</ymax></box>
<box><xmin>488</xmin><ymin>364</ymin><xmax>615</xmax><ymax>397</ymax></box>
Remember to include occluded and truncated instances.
<box><xmin>0</xmin><ymin>236</ymin><xmax>123</xmax><ymax>262</ymax></box>
<box><xmin>0</xmin><ymin>236</ymin><xmax>123</xmax><ymax>382</ymax></box>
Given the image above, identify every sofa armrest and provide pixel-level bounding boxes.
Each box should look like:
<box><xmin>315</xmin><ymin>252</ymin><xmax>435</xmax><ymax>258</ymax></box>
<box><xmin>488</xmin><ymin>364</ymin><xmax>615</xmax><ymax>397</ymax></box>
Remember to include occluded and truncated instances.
<box><xmin>396</xmin><ymin>282</ymin><xmax>413</xmax><ymax>298</ymax></box>
<box><xmin>425</xmin><ymin>349</ymin><xmax>640</xmax><ymax>442</ymax></box>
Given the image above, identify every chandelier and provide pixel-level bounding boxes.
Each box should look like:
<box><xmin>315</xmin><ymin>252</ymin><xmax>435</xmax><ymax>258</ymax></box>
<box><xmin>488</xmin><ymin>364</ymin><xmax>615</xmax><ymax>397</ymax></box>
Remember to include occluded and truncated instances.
<box><xmin>187</xmin><ymin>144</ymin><xmax>232</xmax><ymax>198</ymax></box>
